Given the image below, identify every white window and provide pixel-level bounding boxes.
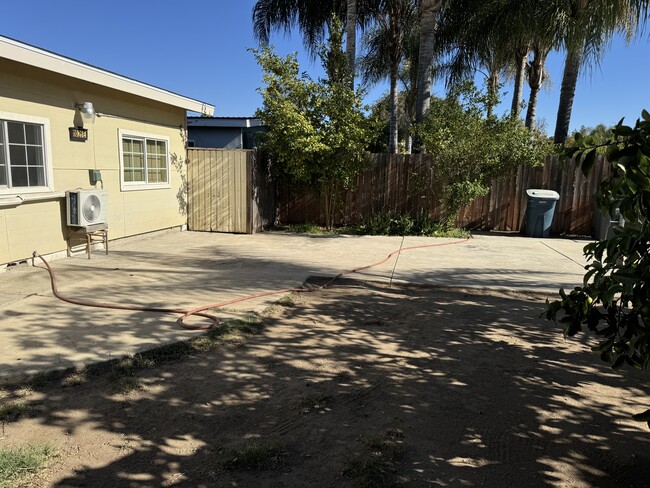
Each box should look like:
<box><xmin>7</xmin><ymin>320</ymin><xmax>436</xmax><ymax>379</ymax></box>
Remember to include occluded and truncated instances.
<box><xmin>0</xmin><ymin>113</ymin><xmax>53</xmax><ymax>194</ymax></box>
<box><xmin>118</xmin><ymin>129</ymin><xmax>170</xmax><ymax>191</ymax></box>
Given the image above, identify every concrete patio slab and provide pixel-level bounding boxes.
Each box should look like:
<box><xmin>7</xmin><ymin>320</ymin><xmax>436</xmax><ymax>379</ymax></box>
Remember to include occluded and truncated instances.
<box><xmin>0</xmin><ymin>230</ymin><xmax>589</xmax><ymax>381</ymax></box>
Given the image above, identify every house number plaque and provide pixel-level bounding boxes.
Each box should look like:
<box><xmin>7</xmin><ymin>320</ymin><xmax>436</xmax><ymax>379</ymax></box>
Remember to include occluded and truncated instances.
<box><xmin>69</xmin><ymin>127</ymin><xmax>88</xmax><ymax>142</ymax></box>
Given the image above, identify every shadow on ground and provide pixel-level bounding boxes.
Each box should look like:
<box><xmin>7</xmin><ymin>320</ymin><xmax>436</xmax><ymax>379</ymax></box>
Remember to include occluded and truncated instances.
<box><xmin>2</xmin><ymin>280</ymin><xmax>648</xmax><ymax>487</ymax></box>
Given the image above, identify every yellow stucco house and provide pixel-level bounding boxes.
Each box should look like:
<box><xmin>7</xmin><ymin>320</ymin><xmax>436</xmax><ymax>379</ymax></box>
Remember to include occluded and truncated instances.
<box><xmin>0</xmin><ymin>35</ymin><xmax>214</xmax><ymax>267</ymax></box>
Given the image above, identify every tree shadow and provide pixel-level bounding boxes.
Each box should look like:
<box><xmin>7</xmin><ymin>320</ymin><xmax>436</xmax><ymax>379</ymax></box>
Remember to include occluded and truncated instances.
<box><xmin>3</xmin><ymin>280</ymin><xmax>648</xmax><ymax>487</ymax></box>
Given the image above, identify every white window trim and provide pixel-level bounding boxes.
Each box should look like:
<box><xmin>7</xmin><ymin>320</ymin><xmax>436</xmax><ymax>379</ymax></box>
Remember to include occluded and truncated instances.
<box><xmin>118</xmin><ymin>128</ymin><xmax>171</xmax><ymax>191</ymax></box>
<box><xmin>0</xmin><ymin>111</ymin><xmax>54</xmax><ymax>196</ymax></box>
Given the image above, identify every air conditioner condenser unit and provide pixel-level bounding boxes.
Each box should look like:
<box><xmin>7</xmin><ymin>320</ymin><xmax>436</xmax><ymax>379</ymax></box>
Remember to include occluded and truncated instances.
<box><xmin>66</xmin><ymin>189</ymin><xmax>108</xmax><ymax>227</ymax></box>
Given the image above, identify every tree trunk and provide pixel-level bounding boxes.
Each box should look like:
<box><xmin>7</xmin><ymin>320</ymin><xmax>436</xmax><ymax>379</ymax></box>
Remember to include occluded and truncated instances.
<box><xmin>525</xmin><ymin>47</ymin><xmax>548</xmax><ymax>129</ymax></box>
<box><xmin>525</xmin><ymin>87</ymin><xmax>540</xmax><ymax>129</ymax></box>
<box><xmin>389</xmin><ymin>64</ymin><xmax>400</xmax><ymax>153</ymax></box>
<box><xmin>511</xmin><ymin>45</ymin><xmax>529</xmax><ymax>117</ymax></box>
<box><xmin>486</xmin><ymin>71</ymin><xmax>499</xmax><ymax>119</ymax></box>
<box><xmin>554</xmin><ymin>48</ymin><xmax>583</xmax><ymax>144</ymax></box>
<box><xmin>345</xmin><ymin>0</ymin><xmax>357</xmax><ymax>86</ymax></box>
<box><xmin>388</xmin><ymin>4</ymin><xmax>402</xmax><ymax>154</ymax></box>
<box><xmin>415</xmin><ymin>0</ymin><xmax>441</xmax><ymax>123</ymax></box>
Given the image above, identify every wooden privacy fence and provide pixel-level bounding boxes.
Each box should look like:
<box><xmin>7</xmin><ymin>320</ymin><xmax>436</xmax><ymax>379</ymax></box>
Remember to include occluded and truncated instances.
<box><xmin>187</xmin><ymin>148</ymin><xmax>274</xmax><ymax>233</ymax></box>
<box><xmin>279</xmin><ymin>154</ymin><xmax>610</xmax><ymax>236</ymax></box>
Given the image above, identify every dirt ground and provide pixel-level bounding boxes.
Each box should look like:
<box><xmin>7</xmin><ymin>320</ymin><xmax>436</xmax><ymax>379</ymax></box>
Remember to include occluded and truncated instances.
<box><xmin>1</xmin><ymin>281</ymin><xmax>649</xmax><ymax>487</ymax></box>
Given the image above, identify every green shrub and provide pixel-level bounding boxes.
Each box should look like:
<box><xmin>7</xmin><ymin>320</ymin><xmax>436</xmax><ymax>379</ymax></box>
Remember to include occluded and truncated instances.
<box><xmin>350</xmin><ymin>211</ymin><xmax>469</xmax><ymax>237</ymax></box>
<box><xmin>0</xmin><ymin>444</ymin><xmax>56</xmax><ymax>487</ymax></box>
<box><xmin>546</xmin><ymin>110</ymin><xmax>650</xmax><ymax>426</ymax></box>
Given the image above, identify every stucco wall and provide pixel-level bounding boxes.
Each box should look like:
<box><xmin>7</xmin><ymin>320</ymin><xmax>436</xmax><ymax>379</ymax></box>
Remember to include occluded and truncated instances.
<box><xmin>0</xmin><ymin>58</ymin><xmax>187</xmax><ymax>265</ymax></box>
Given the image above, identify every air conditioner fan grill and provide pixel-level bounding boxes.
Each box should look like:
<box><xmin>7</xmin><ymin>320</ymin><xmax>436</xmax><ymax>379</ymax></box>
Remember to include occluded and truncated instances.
<box><xmin>82</xmin><ymin>195</ymin><xmax>102</xmax><ymax>223</ymax></box>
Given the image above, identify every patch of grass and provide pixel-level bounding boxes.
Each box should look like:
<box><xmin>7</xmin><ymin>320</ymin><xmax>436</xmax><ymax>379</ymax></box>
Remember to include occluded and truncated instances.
<box><xmin>108</xmin><ymin>314</ymin><xmax>266</xmax><ymax>393</ymax></box>
<box><xmin>0</xmin><ymin>402</ymin><xmax>30</xmax><ymax>423</ymax></box>
<box><xmin>109</xmin><ymin>354</ymin><xmax>155</xmax><ymax>394</ymax></box>
<box><xmin>206</xmin><ymin>315</ymin><xmax>265</xmax><ymax>346</ymax></box>
<box><xmin>28</xmin><ymin>372</ymin><xmax>58</xmax><ymax>390</ymax></box>
<box><xmin>343</xmin><ymin>429</ymin><xmax>405</xmax><ymax>488</ymax></box>
<box><xmin>2</xmin><ymin>314</ymin><xmax>266</xmax><ymax>393</ymax></box>
<box><xmin>112</xmin><ymin>376</ymin><xmax>144</xmax><ymax>395</ymax></box>
<box><xmin>274</xmin><ymin>293</ymin><xmax>296</xmax><ymax>308</ymax></box>
<box><xmin>60</xmin><ymin>370</ymin><xmax>88</xmax><ymax>388</ymax></box>
<box><xmin>111</xmin><ymin>354</ymin><xmax>147</xmax><ymax>395</ymax></box>
<box><xmin>0</xmin><ymin>444</ymin><xmax>56</xmax><ymax>488</ymax></box>
<box><xmin>215</xmin><ymin>444</ymin><xmax>288</xmax><ymax>472</ymax></box>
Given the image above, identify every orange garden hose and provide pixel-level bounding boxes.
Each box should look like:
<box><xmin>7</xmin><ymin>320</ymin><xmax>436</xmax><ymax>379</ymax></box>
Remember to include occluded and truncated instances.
<box><xmin>37</xmin><ymin>238</ymin><xmax>470</xmax><ymax>330</ymax></box>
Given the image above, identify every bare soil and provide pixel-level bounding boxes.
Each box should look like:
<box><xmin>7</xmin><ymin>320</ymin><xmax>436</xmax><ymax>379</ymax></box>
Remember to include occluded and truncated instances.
<box><xmin>1</xmin><ymin>281</ymin><xmax>649</xmax><ymax>487</ymax></box>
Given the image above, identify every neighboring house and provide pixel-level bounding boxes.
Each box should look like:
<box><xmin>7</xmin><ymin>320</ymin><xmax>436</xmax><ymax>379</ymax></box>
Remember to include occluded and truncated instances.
<box><xmin>0</xmin><ymin>35</ymin><xmax>214</xmax><ymax>267</ymax></box>
<box><xmin>187</xmin><ymin>116</ymin><xmax>265</xmax><ymax>149</ymax></box>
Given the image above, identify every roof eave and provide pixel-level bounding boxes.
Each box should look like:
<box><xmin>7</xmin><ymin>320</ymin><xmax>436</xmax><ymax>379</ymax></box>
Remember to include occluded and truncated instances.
<box><xmin>0</xmin><ymin>36</ymin><xmax>214</xmax><ymax>116</ymax></box>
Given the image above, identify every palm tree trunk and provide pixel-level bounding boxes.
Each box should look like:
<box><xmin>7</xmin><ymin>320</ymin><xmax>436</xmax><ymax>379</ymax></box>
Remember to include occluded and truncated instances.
<box><xmin>554</xmin><ymin>48</ymin><xmax>583</xmax><ymax>144</ymax></box>
<box><xmin>345</xmin><ymin>0</ymin><xmax>357</xmax><ymax>86</ymax></box>
<box><xmin>389</xmin><ymin>65</ymin><xmax>399</xmax><ymax>153</ymax></box>
<box><xmin>415</xmin><ymin>0</ymin><xmax>441</xmax><ymax>123</ymax></box>
<box><xmin>525</xmin><ymin>46</ymin><xmax>548</xmax><ymax>129</ymax></box>
<box><xmin>486</xmin><ymin>71</ymin><xmax>499</xmax><ymax>118</ymax></box>
<box><xmin>387</xmin><ymin>2</ymin><xmax>402</xmax><ymax>154</ymax></box>
<box><xmin>525</xmin><ymin>87</ymin><xmax>540</xmax><ymax>129</ymax></box>
<box><xmin>511</xmin><ymin>45</ymin><xmax>529</xmax><ymax>117</ymax></box>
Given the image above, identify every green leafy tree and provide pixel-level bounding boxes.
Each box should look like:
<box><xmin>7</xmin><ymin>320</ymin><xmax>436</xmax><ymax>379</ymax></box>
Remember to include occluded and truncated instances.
<box><xmin>253</xmin><ymin>19</ymin><xmax>370</xmax><ymax>229</ymax></box>
<box><xmin>415</xmin><ymin>81</ymin><xmax>551</xmax><ymax>227</ymax></box>
<box><xmin>564</xmin><ymin>123</ymin><xmax>614</xmax><ymax>152</ymax></box>
<box><xmin>546</xmin><ymin>110</ymin><xmax>650</xmax><ymax>426</ymax></box>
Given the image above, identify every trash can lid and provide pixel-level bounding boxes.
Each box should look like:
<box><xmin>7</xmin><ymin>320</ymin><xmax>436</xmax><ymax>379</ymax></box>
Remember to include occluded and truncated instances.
<box><xmin>526</xmin><ymin>189</ymin><xmax>560</xmax><ymax>200</ymax></box>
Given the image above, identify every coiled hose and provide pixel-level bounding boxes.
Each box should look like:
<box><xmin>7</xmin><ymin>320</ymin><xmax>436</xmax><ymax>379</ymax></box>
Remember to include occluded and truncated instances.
<box><xmin>37</xmin><ymin>237</ymin><xmax>469</xmax><ymax>330</ymax></box>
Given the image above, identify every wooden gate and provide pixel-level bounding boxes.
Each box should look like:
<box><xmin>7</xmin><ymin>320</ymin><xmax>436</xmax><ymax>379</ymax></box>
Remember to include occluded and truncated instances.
<box><xmin>187</xmin><ymin>148</ymin><xmax>253</xmax><ymax>233</ymax></box>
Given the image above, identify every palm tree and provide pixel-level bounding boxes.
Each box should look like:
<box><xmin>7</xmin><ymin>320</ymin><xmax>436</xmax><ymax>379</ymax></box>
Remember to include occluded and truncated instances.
<box><xmin>361</xmin><ymin>8</ymin><xmax>422</xmax><ymax>152</ymax></box>
<box><xmin>252</xmin><ymin>0</ymin><xmax>371</xmax><ymax>83</ymax></box>
<box><xmin>361</xmin><ymin>0</ymin><xmax>417</xmax><ymax>153</ymax></box>
<box><xmin>553</xmin><ymin>0</ymin><xmax>647</xmax><ymax>144</ymax></box>
<box><xmin>525</xmin><ymin>45</ymin><xmax>550</xmax><ymax>129</ymax></box>
<box><xmin>434</xmin><ymin>0</ymin><xmax>540</xmax><ymax>119</ymax></box>
<box><xmin>345</xmin><ymin>0</ymin><xmax>358</xmax><ymax>80</ymax></box>
<box><xmin>415</xmin><ymin>0</ymin><xmax>442</xmax><ymax>122</ymax></box>
<box><xmin>510</xmin><ymin>43</ymin><xmax>530</xmax><ymax>117</ymax></box>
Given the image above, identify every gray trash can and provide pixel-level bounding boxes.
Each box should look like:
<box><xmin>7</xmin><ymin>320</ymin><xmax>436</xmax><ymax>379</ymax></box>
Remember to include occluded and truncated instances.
<box><xmin>593</xmin><ymin>206</ymin><xmax>621</xmax><ymax>240</ymax></box>
<box><xmin>525</xmin><ymin>189</ymin><xmax>560</xmax><ymax>238</ymax></box>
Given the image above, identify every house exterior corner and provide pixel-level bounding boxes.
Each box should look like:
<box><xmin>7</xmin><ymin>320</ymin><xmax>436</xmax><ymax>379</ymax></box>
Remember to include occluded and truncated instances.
<box><xmin>0</xmin><ymin>37</ymin><xmax>214</xmax><ymax>266</ymax></box>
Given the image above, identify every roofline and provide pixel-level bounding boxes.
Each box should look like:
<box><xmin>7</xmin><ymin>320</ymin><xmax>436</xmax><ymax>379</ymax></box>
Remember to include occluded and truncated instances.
<box><xmin>0</xmin><ymin>35</ymin><xmax>214</xmax><ymax>116</ymax></box>
<box><xmin>187</xmin><ymin>116</ymin><xmax>264</xmax><ymax>128</ymax></box>
<box><xmin>188</xmin><ymin>116</ymin><xmax>260</xmax><ymax>119</ymax></box>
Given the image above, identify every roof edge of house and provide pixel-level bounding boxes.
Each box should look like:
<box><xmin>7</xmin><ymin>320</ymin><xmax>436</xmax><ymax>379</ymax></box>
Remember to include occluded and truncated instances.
<box><xmin>0</xmin><ymin>35</ymin><xmax>214</xmax><ymax>116</ymax></box>
<box><xmin>187</xmin><ymin>116</ymin><xmax>264</xmax><ymax>128</ymax></box>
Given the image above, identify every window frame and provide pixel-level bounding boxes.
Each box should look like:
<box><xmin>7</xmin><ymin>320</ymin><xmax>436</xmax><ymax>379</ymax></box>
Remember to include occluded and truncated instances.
<box><xmin>0</xmin><ymin>111</ymin><xmax>54</xmax><ymax>196</ymax></box>
<box><xmin>118</xmin><ymin>129</ymin><xmax>171</xmax><ymax>191</ymax></box>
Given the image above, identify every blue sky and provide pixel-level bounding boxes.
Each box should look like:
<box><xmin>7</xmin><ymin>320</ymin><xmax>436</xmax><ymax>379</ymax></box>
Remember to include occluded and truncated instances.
<box><xmin>1</xmin><ymin>1</ymin><xmax>648</xmax><ymax>135</ymax></box>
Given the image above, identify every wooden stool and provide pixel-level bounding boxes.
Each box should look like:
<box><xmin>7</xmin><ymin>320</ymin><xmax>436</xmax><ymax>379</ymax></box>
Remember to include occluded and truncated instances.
<box><xmin>67</xmin><ymin>223</ymin><xmax>108</xmax><ymax>259</ymax></box>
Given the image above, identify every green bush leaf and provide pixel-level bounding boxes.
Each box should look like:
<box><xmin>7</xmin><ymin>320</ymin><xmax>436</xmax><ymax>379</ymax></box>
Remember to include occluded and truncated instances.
<box><xmin>581</xmin><ymin>149</ymin><xmax>597</xmax><ymax>176</ymax></box>
<box><xmin>545</xmin><ymin>109</ymin><xmax>650</xmax><ymax>412</ymax></box>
